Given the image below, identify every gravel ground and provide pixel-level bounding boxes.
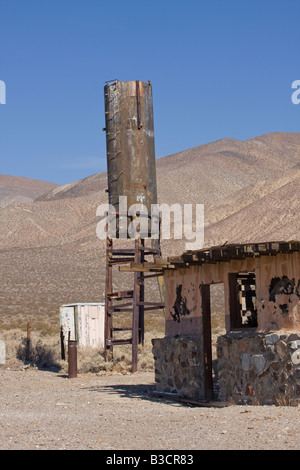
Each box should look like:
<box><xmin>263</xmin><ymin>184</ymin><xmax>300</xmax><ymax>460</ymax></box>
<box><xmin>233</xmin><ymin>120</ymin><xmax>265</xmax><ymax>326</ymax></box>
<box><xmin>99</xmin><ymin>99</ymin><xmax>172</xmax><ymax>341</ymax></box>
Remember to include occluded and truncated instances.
<box><xmin>0</xmin><ymin>367</ymin><xmax>299</xmax><ymax>451</ymax></box>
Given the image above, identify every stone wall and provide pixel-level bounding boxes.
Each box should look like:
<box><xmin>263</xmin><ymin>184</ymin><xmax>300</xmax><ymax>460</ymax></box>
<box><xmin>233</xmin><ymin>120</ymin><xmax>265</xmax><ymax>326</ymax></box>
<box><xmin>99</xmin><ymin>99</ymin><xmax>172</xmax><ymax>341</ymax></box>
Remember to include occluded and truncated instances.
<box><xmin>217</xmin><ymin>331</ymin><xmax>300</xmax><ymax>406</ymax></box>
<box><xmin>152</xmin><ymin>331</ymin><xmax>300</xmax><ymax>405</ymax></box>
<box><xmin>152</xmin><ymin>336</ymin><xmax>206</xmax><ymax>400</ymax></box>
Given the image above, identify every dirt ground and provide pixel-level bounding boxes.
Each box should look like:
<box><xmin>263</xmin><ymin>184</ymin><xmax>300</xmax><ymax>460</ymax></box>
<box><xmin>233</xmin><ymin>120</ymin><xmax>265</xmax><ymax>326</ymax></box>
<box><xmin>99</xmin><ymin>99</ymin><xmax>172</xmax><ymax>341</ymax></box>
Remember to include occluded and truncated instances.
<box><xmin>0</xmin><ymin>367</ymin><xmax>299</xmax><ymax>451</ymax></box>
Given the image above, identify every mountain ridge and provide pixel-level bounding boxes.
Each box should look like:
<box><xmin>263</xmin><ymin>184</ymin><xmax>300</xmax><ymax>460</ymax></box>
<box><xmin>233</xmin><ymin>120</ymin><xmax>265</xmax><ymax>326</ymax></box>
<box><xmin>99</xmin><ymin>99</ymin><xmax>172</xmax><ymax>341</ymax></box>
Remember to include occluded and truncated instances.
<box><xmin>0</xmin><ymin>174</ymin><xmax>58</xmax><ymax>208</ymax></box>
<box><xmin>0</xmin><ymin>131</ymin><xmax>299</xmax><ymax>323</ymax></box>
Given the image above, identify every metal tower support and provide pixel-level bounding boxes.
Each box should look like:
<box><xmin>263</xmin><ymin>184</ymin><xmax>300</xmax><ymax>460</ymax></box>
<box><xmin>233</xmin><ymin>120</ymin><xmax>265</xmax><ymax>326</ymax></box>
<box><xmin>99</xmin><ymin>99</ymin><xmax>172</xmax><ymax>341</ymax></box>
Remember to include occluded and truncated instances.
<box><xmin>104</xmin><ymin>234</ymin><xmax>164</xmax><ymax>372</ymax></box>
<box><xmin>103</xmin><ymin>80</ymin><xmax>164</xmax><ymax>372</ymax></box>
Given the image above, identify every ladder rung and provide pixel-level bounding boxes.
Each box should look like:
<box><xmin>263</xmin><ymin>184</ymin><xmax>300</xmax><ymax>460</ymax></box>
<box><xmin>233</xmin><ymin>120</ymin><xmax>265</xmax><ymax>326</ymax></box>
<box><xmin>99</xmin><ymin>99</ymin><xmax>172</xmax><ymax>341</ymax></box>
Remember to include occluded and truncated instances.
<box><xmin>111</xmin><ymin>338</ymin><xmax>132</xmax><ymax>346</ymax></box>
<box><xmin>137</xmin><ymin>301</ymin><xmax>165</xmax><ymax>307</ymax></box>
<box><xmin>111</xmin><ymin>308</ymin><xmax>133</xmax><ymax>312</ymax></box>
<box><xmin>143</xmin><ymin>305</ymin><xmax>165</xmax><ymax>311</ymax></box>
<box><xmin>109</xmin><ymin>249</ymin><xmax>136</xmax><ymax>255</ymax></box>
<box><xmin>109</xmin><ymin>257</ymin><xmax>135</xmax><ymax>264</ymax></box>
<box><xmin>108</xmin><ymin>290</ymin><xmax>134</xmax><ymax>299</ymax></box>
<box><xmin>111</xmin><ymin>327</ymin><xmax>132</xmax><ymax>331</ymax></box>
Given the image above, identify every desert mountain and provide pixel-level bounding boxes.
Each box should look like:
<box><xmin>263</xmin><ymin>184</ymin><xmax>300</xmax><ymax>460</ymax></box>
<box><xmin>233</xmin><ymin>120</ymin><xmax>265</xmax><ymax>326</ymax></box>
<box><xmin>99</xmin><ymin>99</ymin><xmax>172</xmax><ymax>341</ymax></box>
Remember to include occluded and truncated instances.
<box><xmin>0</xmin><ymin>132</ymin><xmax>299</xmax><ymax>326</ymax></box>
<box><xmin>0</xmin><ymin>175</ymin><xmax>58</xmax><ymax>208</ymax></box>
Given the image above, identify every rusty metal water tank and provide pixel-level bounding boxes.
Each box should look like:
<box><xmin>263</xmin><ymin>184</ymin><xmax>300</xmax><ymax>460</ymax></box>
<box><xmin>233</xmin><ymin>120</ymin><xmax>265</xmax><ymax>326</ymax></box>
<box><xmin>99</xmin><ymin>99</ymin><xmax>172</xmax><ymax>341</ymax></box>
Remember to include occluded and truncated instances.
<box><xmin>104</xmin><ymin>80</ymin><xmax>158</xmax><ymax>236</ymax></box>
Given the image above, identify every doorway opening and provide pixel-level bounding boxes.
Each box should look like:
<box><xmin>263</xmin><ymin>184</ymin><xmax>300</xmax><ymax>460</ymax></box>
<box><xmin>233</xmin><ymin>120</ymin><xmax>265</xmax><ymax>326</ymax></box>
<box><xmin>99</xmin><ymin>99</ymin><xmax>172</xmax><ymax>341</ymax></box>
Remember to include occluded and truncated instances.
<box><xmin>201</xmin><ymin>282</ymin><xmax>225</xmax><ymax>401</ymax></box>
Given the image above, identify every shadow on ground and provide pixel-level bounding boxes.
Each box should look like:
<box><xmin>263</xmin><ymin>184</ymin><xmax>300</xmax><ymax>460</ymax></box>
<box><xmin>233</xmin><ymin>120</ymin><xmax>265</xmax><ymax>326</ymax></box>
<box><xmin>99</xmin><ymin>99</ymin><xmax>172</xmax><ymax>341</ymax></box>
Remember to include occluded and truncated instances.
<box><xmin>80</xmin><ymin>382</ymin><xmax>195</xmax><ymax>407</ymax></box>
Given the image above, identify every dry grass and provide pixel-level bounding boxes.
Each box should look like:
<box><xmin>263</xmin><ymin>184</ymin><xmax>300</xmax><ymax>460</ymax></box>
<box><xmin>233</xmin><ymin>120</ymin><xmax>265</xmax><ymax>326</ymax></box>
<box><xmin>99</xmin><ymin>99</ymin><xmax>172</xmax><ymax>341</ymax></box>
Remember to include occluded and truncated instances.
<box><xmin>0</xmin><ymin>303</ymin><xmax>227</xmax><ymax>375</ymax></box>
<box><xmin>0</xmin><ymin>278</ymin><xmax>223</xmax><ymax>374</ymax></box>
<box><xmin>1</xmin><ymin>328</ymin><xmax>61</xmax><ymax>370</ymax></box>
<box><xmin>0</xmin><ymin>309</ymin><xmax>166</xmax><ymax>374</ymax></box>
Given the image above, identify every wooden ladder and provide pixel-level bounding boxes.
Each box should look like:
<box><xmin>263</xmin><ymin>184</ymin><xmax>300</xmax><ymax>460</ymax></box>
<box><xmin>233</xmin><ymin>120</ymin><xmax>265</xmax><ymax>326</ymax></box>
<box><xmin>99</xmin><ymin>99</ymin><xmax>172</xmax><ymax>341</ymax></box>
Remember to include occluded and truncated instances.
<box><xmin>104</xmin><ymin>236</ymin><xmax>165</xmax><ymax>372</ymax></box>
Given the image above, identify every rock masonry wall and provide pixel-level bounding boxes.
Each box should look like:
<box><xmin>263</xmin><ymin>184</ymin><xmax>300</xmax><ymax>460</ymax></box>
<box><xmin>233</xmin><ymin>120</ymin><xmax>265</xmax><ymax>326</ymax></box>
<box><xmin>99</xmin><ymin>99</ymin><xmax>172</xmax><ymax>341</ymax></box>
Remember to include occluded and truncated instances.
<box><xmin>217</xmin><ymin>331</ymin><xmax>300</xmax><ymax>406</ymax></box>
<box><xmin>152</xmin><ymin>332</ymin><xmax>300</xmax><ymax>405</ymax></box>
<box><xmin>152</xmin><ymin>336</ymin><xmax>206</xmax><ymax>400</ymax></box>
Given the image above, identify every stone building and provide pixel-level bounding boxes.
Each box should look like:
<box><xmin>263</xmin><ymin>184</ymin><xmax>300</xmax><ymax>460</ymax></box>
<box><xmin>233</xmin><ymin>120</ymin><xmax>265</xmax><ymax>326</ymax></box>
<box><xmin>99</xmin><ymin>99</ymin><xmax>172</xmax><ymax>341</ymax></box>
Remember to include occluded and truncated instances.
<box><xmin>150</xmin><ymin>240</ymin><xmax>300</xmax><ymax>406</ymax></box>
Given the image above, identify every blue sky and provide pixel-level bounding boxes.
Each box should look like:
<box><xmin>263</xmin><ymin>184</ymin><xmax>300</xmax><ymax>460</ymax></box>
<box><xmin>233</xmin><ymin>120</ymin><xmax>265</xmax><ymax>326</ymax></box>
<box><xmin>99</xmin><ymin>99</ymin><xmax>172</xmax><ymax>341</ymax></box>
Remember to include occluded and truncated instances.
<box><xmin>0</xmin><ymin>0</ymin><xmax>299</xmax><ymax>185</ymax></box>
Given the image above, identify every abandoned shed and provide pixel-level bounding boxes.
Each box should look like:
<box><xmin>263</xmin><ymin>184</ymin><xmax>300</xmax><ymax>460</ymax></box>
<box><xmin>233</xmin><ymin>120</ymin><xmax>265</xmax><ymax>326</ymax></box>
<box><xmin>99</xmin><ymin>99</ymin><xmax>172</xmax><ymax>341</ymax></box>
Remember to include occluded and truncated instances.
<box><xmin>99</xmin><ymin>81</ymin><xmax>300</xmax><ymax>405</ymax></box>
<box><xmin>60</xmin><ymin>303</ymin><xmax>105</xmax><ymax>351</ymax></box>
<box><xmin>129</xmin><ymin>240</ymin><xmax>300</xmax><ymax>405</ymax></box>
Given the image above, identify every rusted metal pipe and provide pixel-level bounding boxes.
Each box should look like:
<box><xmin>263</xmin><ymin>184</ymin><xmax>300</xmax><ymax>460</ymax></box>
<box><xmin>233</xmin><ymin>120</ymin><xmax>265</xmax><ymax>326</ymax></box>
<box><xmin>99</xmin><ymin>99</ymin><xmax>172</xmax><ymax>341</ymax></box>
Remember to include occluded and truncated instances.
<box><xmin>60</xmin><ymin>326</ymin><xmax>65</xmax><ymax>360</ymax></box>
<box><xmin>68</xmin><ymin>340</ymin><xmax>78</xmax><ymax>378</ymax></box>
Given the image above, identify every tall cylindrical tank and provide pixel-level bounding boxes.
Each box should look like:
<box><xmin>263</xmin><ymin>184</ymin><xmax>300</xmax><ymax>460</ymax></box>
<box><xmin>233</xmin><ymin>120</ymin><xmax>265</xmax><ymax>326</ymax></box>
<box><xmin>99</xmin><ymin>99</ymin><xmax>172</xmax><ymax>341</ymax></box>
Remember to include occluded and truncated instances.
<box><xmin>104</xmin><ymin>80</ymin><xmax>157</xmax><ymax>237</ymax></box>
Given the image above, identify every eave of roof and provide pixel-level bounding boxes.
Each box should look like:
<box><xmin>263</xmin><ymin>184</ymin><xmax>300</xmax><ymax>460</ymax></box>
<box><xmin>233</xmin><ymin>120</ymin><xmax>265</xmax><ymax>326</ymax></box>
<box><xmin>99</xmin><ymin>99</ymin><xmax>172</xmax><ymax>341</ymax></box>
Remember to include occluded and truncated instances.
<box><xmin>119</xmin><ymin>240</ymin><xmax>300</xmax><ymax>273</ymax></box>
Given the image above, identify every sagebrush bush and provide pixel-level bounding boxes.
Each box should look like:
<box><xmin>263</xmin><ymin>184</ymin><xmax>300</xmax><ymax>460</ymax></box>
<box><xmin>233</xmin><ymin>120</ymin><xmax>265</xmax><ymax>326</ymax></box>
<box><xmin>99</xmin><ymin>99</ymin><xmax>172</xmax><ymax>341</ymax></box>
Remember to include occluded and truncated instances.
<box><xmin>16</xmin><ymin>337</ymin><xmax>61</xmax><ymax>370</ymax></box>
<box><xmin>0</xmin><ymin>321</ymin><xmax>163</xmax><ymax>374</ymax></box>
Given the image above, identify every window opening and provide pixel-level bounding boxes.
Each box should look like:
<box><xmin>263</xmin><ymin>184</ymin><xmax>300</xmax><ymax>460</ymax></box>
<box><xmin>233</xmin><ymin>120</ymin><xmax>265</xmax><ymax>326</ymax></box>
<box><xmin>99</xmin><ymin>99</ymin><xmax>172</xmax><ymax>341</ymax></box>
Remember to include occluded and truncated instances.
<box><xmin>229</xmin><ymin>272</ymin><xmax>257</xmax><ymax>328</ymax></box>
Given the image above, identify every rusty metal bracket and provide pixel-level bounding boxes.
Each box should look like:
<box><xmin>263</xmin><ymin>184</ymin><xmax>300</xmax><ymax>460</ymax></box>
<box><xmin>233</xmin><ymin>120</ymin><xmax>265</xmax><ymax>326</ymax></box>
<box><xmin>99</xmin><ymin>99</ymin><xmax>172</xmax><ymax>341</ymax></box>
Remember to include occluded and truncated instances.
<box><xmin>136</xmin><ymin>81</ymin><xmax>143</xmax><ymax>129</ymax></box>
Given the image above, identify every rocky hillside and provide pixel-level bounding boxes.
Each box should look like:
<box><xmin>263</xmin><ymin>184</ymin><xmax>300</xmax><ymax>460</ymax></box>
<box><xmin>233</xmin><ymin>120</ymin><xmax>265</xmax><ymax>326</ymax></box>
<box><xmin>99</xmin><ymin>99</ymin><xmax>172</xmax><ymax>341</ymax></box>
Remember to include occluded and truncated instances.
<box><xmin>0</xmin><ymin>132</ymin><xmax>299</xmax><ymax>326</ymax></box>
<box><xmin>0</xmin><ymin>175</ymin><xmax>58</xmax><ymax>208</ymax></box>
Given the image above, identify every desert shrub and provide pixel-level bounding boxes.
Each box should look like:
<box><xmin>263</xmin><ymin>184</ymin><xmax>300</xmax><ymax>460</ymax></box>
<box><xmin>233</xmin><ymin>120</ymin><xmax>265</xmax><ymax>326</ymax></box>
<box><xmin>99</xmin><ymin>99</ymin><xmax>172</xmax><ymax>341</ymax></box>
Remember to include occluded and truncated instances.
<box><xmin>16</xmin><ymin>337</ymin><xmax>61</xmax><ymax>371</ymax></box>
<box><xmin>1</xmin><ymin>309</ymin><xmax>165</xmax><ymax>374</ymax></box>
